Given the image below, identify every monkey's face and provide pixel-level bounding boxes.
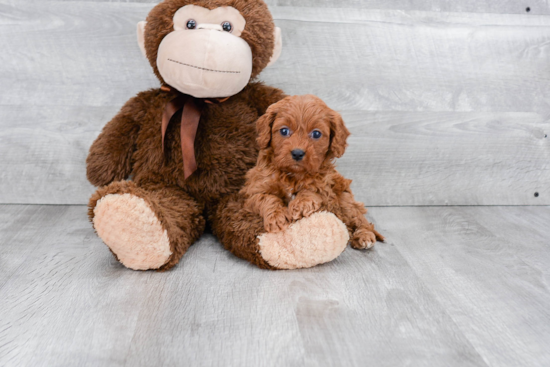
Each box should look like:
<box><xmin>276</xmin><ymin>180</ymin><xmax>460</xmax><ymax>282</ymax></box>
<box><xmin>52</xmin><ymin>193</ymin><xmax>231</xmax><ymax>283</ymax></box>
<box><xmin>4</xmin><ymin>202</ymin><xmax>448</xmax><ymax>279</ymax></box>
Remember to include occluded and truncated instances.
<box><xmin>138</xmin><ymin>1</ymin><xmax>282</xmax><ymax>99</ymax></box>
<box><xmin>157</xmin><ymin>5</ymin><xmax>252</xmax><ymax>98</ymax></box>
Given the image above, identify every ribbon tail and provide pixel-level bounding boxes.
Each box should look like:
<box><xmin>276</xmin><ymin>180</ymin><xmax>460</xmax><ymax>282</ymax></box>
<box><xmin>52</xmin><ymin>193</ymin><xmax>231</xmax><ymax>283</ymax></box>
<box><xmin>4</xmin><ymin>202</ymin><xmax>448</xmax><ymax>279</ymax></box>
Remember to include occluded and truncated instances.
<box><xmin>161</xmin><ymin>95</ymin><xmax>187</xmax><ymax>163</ymax></box>
<box><xmin>180</xmin><ymin>98</ymin><xmax>201</xmax><ymax>179</ymax></box>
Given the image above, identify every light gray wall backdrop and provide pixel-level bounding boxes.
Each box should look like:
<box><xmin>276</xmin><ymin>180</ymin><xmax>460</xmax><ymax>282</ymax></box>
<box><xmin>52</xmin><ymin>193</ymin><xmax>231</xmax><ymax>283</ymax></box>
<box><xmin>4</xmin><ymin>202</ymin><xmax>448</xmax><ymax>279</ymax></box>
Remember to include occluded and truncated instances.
<box><xmin>0</xmin><ymin>0</ymin><xmax>548</xmax><ymax>205</ymax></box>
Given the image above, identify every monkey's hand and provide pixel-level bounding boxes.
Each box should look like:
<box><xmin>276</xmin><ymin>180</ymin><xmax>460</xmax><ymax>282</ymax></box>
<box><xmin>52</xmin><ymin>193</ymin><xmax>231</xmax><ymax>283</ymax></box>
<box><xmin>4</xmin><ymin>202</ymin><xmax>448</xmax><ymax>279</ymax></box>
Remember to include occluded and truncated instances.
<box><xmin>86</xmin><ymin>94</ymin><xmax>146</xmax><ymax>187</ymax></box>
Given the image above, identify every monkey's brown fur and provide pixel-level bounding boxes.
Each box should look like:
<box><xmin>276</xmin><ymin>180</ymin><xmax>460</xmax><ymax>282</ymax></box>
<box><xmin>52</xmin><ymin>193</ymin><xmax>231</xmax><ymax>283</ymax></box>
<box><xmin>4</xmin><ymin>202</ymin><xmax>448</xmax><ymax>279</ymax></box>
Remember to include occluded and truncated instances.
<box><xmin>87</xmin><ymin>0</ymin><xmax>286</xmax><ymax>270</ymax></box>
<box><xmin>241</xmin><ymin>95</ymin><xmax>384</xmax><ymax>247</ymax></box>
<box><xmin>144</xmin><ymin>0</ymin><xmax>276</xmax><ymax>84</ymax></box>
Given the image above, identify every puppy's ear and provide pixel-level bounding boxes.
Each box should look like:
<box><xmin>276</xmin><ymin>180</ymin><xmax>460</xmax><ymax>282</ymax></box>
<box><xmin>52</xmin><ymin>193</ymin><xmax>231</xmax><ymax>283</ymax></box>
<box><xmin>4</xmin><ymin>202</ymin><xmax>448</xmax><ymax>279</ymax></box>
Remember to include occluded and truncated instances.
<box><xmin>256</xmin><ymin>103</ymin><xmax>279</xmax><ymax>150</ymax></box>
<box><xmin>328</xmin><ymin>110</ymin><xmax>350</xmax><ymax>158</ymax></box>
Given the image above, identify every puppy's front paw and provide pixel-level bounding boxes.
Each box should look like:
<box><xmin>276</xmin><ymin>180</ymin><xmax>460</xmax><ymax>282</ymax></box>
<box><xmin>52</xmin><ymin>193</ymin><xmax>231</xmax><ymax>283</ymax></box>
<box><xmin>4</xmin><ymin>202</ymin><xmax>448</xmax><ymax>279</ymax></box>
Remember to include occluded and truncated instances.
<box><xmin>288</xmin><ymin>197</ymin><xmax>322</xmax><ymax>221</ymax></box>
<box><xmin>350</xmin><ymin>228</ymin><xmax>377</xmax><ymax>250</ymax></box>
<box><xmin>264</xmin><ymin>209</ymin><xmax>290</xmax><ymax>233</ymax></box>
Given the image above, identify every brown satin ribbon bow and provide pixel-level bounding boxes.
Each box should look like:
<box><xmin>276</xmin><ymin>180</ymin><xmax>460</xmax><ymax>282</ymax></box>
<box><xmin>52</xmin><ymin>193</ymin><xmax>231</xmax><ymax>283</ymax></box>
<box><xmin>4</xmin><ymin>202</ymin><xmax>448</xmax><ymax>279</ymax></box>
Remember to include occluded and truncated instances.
<box><xmin>160</xmin><ymin>85</ymin><xmax>229</xmax><ymax>179</ymax></box>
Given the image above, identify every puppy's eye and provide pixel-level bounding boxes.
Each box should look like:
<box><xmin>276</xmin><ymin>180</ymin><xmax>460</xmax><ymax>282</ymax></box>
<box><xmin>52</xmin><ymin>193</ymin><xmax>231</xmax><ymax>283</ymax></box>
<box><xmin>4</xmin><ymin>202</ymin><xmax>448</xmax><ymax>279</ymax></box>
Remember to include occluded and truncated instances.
<box><xmin>186</xmin><ymin>19</ymin><xmax>197</xmax><ymax>30</ymax></box>
<box><xmin>221</xmin><ymin>21</ymin><xmax>232</xmax><ymax>32</ymax></box>
<box><xmin>310</xmin><ymin>130</ymin><xmax>322</xmax><ymax>140</ymax></box>
<box><xmin>280</xmin><ymin>128</ymin><xmax>291</xmax><ymax>137</ymax></box>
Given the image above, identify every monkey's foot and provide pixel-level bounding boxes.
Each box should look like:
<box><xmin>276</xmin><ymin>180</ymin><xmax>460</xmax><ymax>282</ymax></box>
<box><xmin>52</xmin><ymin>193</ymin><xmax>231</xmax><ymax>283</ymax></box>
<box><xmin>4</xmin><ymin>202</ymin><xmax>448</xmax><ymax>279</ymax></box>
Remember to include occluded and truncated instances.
<box><xmin>93</xmin><ymin>193</ymin><xmax>172</xmax><ymax>270</ymax></box>
<box><xmin>257</xmin><ymin>211</ymin><xmax>349</xmax><ymax>270</ymax></box>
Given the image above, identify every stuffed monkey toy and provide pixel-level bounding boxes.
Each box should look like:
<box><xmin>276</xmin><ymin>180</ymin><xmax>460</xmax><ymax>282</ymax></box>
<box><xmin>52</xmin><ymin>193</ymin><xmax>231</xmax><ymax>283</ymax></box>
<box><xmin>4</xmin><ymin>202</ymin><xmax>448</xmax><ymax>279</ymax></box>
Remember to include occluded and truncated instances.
<box><xmin>87</xmin><ymin>0</ymin><xmax>352</xmax><ymax>271</ymax></box>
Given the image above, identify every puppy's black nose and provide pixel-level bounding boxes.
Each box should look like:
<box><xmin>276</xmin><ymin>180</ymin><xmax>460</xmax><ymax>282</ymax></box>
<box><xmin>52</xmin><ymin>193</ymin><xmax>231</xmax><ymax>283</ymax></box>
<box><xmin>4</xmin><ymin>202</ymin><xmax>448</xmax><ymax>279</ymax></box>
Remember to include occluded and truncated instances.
<box><xmin>291</xmin><ymin>149</ymin><xmax>305</xmax><ymax>161</ymax></box>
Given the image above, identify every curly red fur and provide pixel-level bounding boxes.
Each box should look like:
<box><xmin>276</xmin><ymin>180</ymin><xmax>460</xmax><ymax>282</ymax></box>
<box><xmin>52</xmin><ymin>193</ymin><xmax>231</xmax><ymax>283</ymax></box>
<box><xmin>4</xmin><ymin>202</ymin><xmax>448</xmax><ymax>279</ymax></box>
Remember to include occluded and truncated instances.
<box><xmin>241</xmin><ymin>95</ymin><xmax>384</xmax><ymax>248</ymax></box>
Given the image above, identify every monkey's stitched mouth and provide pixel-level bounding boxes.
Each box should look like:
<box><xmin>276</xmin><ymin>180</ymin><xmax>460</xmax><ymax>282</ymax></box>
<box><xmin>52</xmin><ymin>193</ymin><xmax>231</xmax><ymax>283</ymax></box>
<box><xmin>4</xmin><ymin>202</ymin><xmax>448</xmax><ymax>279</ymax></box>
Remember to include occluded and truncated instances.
<box><xmin>167</xmin><ymin>59</ymin><xmax>241</xmax><ymax>74</ymax></box>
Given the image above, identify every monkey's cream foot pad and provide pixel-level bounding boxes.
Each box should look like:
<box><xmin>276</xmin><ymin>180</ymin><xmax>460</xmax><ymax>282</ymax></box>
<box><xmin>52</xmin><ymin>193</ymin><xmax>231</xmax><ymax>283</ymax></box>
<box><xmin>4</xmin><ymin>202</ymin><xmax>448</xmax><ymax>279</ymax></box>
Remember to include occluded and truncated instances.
<box><xmin>258</xmin><ymin>211</ymin><xmax>349</xmax><ymax>270</ymax></box>
<box><xmin>93</xmin><ymin>194</ymin><xmax>172</xmax><ymax>270</ymax></box>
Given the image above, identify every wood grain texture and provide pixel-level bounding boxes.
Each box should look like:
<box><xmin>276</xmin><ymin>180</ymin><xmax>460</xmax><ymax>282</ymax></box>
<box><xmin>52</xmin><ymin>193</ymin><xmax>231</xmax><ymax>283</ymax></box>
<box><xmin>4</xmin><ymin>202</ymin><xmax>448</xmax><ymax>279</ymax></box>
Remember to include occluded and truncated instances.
<box><xmin>0</xmin><ymin>1</ymin><xmax>157</xmax><ymax>108</ymax></box>
<box><xmin>1</xmin><ymin>1</ymin><xmax>549</xmax><ymax>205</ymax></box>
<box><xmin>0</xmin><ymin>205</ymin><xmax>68</xmax><ymax>288</ymax></box>
<box><xmin>339</xmin><ymin>111</ymin><xmax>550</xmax><ymax>206</ymax></box>
<box><xmin>373</xmin><ymin>206</ymin><xmax>550</xmax><ymax>367</ymax></box>
<box><xmin>2</xmin><ymin>108</ymin><xmax>547</xmax><ymax>206</ymax></box>
<box><xmin>268</xmin><ymin>0</ymin><xmax>550</xmax><ymax>15</ymax></box>
<box><xmin>0</xmin><ymin>105</ymin><xmax>117</xmax><ymax>204</ymax></box>
<box><xmin>29</xmin><ymin>0</ymin><xmax>550</xmax><ymax>16</ymax></box>
<box><xmin>1</xmin><ymin>204</ymin><xmax>549</xmax><ymax>366</ymax></box>
<box><xmin>265</xmin><ymin>7</ymin><xmax>550</xmax><ymax>113</ymax></box>
<box><xmin>2</xmin><ymin>2</ymin><xmax>550</xmax><ymax>112</ymax></box>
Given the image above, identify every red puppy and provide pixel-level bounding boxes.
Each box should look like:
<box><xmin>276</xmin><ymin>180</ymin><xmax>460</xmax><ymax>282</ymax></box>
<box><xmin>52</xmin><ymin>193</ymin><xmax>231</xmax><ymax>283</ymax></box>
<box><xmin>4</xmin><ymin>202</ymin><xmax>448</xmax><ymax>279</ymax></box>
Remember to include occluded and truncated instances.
<box><xmin>241</xmin><ymin>95</ymin><xmax>384</xmax><ymax>249</ymax></box>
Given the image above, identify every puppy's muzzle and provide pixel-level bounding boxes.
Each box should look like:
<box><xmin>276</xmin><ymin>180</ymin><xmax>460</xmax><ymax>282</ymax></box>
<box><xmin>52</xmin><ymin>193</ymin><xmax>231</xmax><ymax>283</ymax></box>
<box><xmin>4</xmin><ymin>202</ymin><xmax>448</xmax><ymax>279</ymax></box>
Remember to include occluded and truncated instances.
<box><xmin>291</xmin><ymin>149</ymin><xmax>305</xmax><ymax>162</ymax></box>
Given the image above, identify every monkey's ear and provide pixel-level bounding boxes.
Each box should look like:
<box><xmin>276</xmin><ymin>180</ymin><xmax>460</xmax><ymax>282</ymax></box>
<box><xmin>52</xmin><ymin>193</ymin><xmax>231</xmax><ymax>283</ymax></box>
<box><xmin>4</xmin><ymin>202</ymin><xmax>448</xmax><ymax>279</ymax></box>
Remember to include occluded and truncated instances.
<box><xmin>328</xmin><ymin>111</ymin><xmax>350</xmax><ymax>158</ymax></box>
<box><xmin>267</xmin><ymin>27</ymin><xmax>282</xmax><ymax>67</ymax></box>
<box><xmin>137</xmin><ymin>21</ymin><xmax>147</xmax><ymax>57</ymax></box>
<box><xmin>256</xmin><ymin>104</ymin><xmax>279</xmax><ymax>150</ymax></box>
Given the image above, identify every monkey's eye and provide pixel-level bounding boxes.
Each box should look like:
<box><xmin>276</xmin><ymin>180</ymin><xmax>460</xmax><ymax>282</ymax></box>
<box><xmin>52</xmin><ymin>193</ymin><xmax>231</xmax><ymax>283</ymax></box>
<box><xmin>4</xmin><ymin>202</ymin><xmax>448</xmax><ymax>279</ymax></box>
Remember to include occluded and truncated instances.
<box><xmin>221</xmin><ymin>21</ymin><xmax>232</xmax><ymax>32</ymax></box>
<box><xmin>280</xmin><ymin>127</ymin><xmax>291</xmax><ymax>137</ymax></box>
<box><xmin>310</xmin><ymin>130</ymin><xmax>322</xmax><ymax>140</ymax></box>
<box><xmin>186</xmin><ymin>19</ymin><xmax>197</xmax><ymax>30</ymax></box>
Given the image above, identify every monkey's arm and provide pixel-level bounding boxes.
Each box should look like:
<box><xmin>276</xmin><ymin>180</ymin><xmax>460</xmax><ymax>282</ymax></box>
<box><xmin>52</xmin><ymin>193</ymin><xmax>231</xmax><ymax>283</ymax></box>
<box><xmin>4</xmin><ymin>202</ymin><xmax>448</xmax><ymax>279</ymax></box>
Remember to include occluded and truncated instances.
<box><xmin>86</xmin><ymin>95</ymin><xmax>146</xmax><ymax>187</ymax></box>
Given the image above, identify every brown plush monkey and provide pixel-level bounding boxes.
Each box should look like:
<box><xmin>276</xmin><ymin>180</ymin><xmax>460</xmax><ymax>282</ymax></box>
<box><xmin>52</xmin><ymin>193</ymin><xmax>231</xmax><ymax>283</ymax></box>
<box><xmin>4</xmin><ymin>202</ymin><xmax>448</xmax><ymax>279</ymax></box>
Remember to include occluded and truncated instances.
<box><xmin>87</xmin><ymin>0</ymin><xmax>351</xmax><ymax>271</ymax></box>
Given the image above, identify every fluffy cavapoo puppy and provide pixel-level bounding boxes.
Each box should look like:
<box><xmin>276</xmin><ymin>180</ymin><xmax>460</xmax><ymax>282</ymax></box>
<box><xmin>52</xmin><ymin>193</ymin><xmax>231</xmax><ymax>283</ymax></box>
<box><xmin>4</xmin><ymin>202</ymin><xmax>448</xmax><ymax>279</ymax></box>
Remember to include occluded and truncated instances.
<box><xmin>241</xmin><ymin>95</ymin><xmax>384</xmax><ymax>249</ymax></box>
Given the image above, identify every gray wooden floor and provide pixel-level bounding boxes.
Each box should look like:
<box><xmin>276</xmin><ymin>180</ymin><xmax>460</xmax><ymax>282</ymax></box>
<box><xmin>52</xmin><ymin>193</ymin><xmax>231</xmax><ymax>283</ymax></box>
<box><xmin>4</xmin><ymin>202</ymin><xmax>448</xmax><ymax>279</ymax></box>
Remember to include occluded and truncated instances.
<box><xmin>1</xmin><ymin>0</ymin><xmax>549</xmax><ymax>366</ymax></box>
<box><xmin>1</xmin><ymin>205</ymin><xmax>549</xmax><ymax>366</ymax></box>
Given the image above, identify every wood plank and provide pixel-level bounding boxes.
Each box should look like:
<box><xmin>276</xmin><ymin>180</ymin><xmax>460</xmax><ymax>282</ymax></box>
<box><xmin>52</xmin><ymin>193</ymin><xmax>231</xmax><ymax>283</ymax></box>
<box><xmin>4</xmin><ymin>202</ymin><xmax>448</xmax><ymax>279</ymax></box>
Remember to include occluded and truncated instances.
<box><xmin>269</xmin><ymin>0</ymin><xmax>550</xmax><ymax>16</ymax></box>
<box><xmin>0</xmin><ymin>204</ymin><xmax>487</xmax><ymax>366</ymax></box>
<box><xmin>264</xmin><ymin>8</ymin><xmax>550</xmax><ymax>113</ymax></box>
<box><xmin>0</xmin><ymin>205</ymin><xmax>70</xmax><ymax>288</ymax></box>
<box><xmin>372</xmin><ymin>206</ymin><xmax>550</xmax><ymax>367</ymax></box>
<box><xmin>0</xmin><ymin>205</ymin><xmax>165</xmax><ymax>367</ymax></box>
<box><xmin>1</xmin><ymin>108</ymin><xmax>548</xmax><ymax>205</ymax></box>
<box><xmin>1</xmin><ymin>2</ymin><xmax>548</xmax><ymax>205</ymax></box>
<box><xmin>1</xmin><ymin>2</ymin><xmax>549</xmax><ymax>113</ymax></box>
<box><xmin>36</xmin><ymin>0</ymin><xmax>550</xmax><ymax>16</ymax></box>
<box><xmin>0</xmin><ymin>105</ymin><xmax>114</xmax><ymax>205</ymax></box>
<box><xmin>339</xmin><ymin>111</ymin><xmax>550</xmax><ymax>206</ymax></box>
<box><xmin>0</xmin><ymin>1</ymin><xmax>157</xmax><ymax>108</ymax></box>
